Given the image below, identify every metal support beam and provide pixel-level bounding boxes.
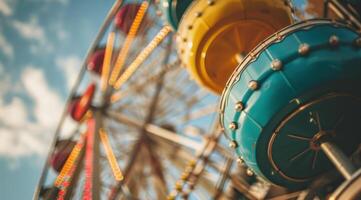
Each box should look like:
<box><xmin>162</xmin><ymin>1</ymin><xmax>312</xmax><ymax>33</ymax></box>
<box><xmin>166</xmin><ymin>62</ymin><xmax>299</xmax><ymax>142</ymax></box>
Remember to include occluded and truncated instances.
<box><xmin>329</xmin><ymin>0</ymin><xmax>361</xmax><ymax>29</ymax></box>
<box><xmin>92</xmin><ymin>111</ymin><xmax>102</xmax><ymax>199</ymax></box>
<box><xmin>213</xmin><ymin>158</ymin><xmax>233</xmax><ymax>199</ymax></box>
<box><xmin>146</xmin><ymin>124</ymin><xmax>204</xmax><ymax>151</ymax></box>
<box><xmin>62</xmin><ymin>150</ymin><xmax>85</xmax><ymax>200</ymax></box>
<box><xmin>106</xmin><ymin>111</ymin><xmax>204</xmax><ymax>151</ymax></box>
<box><xmin>33</xmin><ymin>1</ymin><xmax>124</xmax><ymax>199</ymax></box>
<box><xmin>229</xmin><ymin>176</ymin><xmax>257</xmax><ymax>200</ymax></box>
<box><xmin>320</xmin><ymin>141</ymin><xmax>356</xmax><ymax>180</ymax></box>
<box><xmin>109</xmin><ymin>37</ymin><xmax>173</xmax><ymax>200</ymax></box>
<box><xmin>144</xmin><ymin>142</ymin><xmax>168</xmax><ymax>199</ymax></box>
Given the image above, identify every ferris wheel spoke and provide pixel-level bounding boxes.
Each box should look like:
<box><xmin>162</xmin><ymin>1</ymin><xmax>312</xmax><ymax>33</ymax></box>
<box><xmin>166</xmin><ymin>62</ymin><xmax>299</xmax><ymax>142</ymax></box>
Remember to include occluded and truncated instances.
<box><xmin>145</xmin><ymin>124</ymin><xmax>205</xmax><ymax>151</ymax></box>
<box><xmin>143</xmin><ymin>142</ymin><xmax>168</xmax><ymax>198</ymax></box>
<box><xmin>107</xmin><ymin>110</ymin><xmax>205</xmax><ymax>151</ymax></box>
<box><xmin>101</xmin><ymin>31</ymin><xmax>116</xmax><ymax>92</ymax></box>
<box><xmin>59</xmin><ymin>147</ymin><xmax>85</xmax><ymax>200</ymax></box>
<box><xmin>111</xmin><ymin>70</ymin><xmax>164</xmax><ymax>103</ymax></box>
<box><xmin>213</xmin><ymin>158</ymin><xmax>234</xmax><ymax>199</ymax></box>
<box><xmin>153</xmin><ymin>103</ymin><xmax>186</xmax><ymax>123</ymax></box>
<box><xmin>99</xmin><ymin>128</ymin><xmax>124</xmax><ymax>182</ymax></box>
<box><xmin>107</xmin><ymin>131</ymin><xmax>140</xmax><ymax>159</ymax></box>
<box><xmin>113</xmin><ymin>26</ymin><xmax>172</xmax><ymax>89</ymax></box>
<box><xmin>108</xmin><ymin>139</ymin><xmax>144</xmax><ymax>200</ymax></box>
<box><xmin>113</xmin><ymin>103</ymin><xmax>146</xmax><ymax>121</ymax></box>
<box><xmin>109</xmin><ymin>1</ymin><xmax>150</xmax><ymax>86</ymax></box>
<box><xmin>155</xmin><ymin>140</ymin><xmax>196</xmax><ymax>166</ymax></box>
<box><xmin>110</xmin><ymin>60</ymin><xmax>177</xmax><ymax>104</ymax></box>
<box><xmin>155</xmin><ymin>88</ymin><xmax>211</xmax><ymax>123</ymax></box>
<box><xmin>174</xmin><ymin>103</ymin><xmax>217</xmax><ymax>124</ymax></box>
<box><xmin>106</xmin><ymin>110</ymin><xmax>143</xmax><ymax>129</ymax></box>
<box><xmin>161</xmin><ymin>87</ymin><xmax>211</xmax><ymax>117</ymax></box>
<box><xmin>122</xmin><ymin>50</ymin><xmax>166</xmax><ymax>84</ymax></box>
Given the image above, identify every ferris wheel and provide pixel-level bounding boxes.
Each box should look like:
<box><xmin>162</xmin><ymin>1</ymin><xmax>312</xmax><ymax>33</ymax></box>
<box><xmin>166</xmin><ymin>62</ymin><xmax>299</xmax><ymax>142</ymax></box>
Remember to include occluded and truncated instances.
<box><xmin>33</xmin><ymin>0</ymin><xmax>361</xmax><ymax>200</ymax></box>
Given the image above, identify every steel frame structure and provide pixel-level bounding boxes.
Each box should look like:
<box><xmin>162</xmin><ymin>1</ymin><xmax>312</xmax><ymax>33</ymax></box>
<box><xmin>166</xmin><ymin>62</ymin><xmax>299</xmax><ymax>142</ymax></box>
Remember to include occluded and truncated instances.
<box><xmin>33</xmin><ymin>0</ymin><xmax>361</xmax><ymax>200</ymax></box>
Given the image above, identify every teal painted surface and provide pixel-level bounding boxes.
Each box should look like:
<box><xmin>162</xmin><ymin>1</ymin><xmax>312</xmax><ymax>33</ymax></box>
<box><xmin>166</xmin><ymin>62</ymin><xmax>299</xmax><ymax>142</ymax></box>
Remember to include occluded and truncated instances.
<box><xmin>221</xmin><ymin>20</ymin><xmax>361</xmax><ymax>188</ymax></box>
<box><xmin>271</xmin><ymin>95</ymin><xmax>361</xmax><ymax>179</ymax></box>
<box><xmin>160</xmin><ymin>0</ymin><xmax>193</xmax><ymax>30</ymax></box>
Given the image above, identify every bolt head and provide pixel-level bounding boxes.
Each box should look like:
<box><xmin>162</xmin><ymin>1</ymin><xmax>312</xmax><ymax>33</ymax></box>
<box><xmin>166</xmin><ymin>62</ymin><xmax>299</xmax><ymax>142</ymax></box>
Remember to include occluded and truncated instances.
<box><xmin>229</xmin><ymin>140</ymin><xmax>238</xmax><ymax>149</ymax></box>
<box><xmin>298</xmin><ymin>43</ymin><xmax>310</xmax><ymax>56</ymax></box>
<box><xmin>249</xmin><ymin>53</ymin><xmax>256</xmax><ymax>60</ymax></box>
<box><xmin>195</xmin><ymin>12</ymin><xmax>202</xmax><ymax>17</ymax></box>
<box><xmin>181</xmin><ymin>172</ymin><xmax>189</xmax><ymax>181</ymax></box>
<box><xmin>276</xmin><ymin>34</ymin><xmax>283</xmax><ymax>41</ymax></box>
<box><xmin>329</xmin><ymin>35</ymin><xmax>339</xmax><ymax>47</ymax></box>
<box><xmin>188</xmin><ymin>160</ymin><xmax>196</xmax><ymax>167</ymax></box>
<box><xmin>248</xmin><ymin>80</ymin><xmax>259</xmax><ymax>90</ymax></box>
<box><xmin>167</xmin><ymin>195</ymin><xmax>175</xmax><ymax>200</ymax></box>
<box><xmin>228</xmin><ymin>122</ymin><xmax>238</xmax><ymax>130</ymax></box>
<box><xmin>234</xmin><ymin>101</ymin><xmax>244</xmax><ymax>111</ymax></box>
<box><xmin>246</xmin><ymin>168</ymin><xmax>254</xmax><ymax>176</ymax></box>
<box><xmin>271</xmin><ymin>59</ymin><xmax>282</xmax><ymax>71</ymax></box>
<box><xmin>207</xmin><ymin>0</ymin><xmax>215</xmax><ymax>5</ymax></box>
<box><xmin>175</xmin><ymin>181</ymin><xmax>183</xmax><ymax>191</ymax></box>
<box><xmin>237</xmin><ymin>157</ymin><xmax>245</xmax><ymax>164</ymax></box>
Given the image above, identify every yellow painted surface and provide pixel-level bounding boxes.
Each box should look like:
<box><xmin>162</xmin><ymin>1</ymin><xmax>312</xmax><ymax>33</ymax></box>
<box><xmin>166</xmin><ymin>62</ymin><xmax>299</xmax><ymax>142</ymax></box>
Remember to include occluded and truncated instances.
<box><xmin>177</xmin><ymin>0</ymin><xmax>292</xmax><ymax>94</ymax></box>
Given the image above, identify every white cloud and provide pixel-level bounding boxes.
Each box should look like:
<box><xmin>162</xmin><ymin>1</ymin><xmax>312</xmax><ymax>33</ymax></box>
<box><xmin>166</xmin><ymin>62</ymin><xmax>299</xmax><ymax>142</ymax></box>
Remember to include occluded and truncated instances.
<box><xmin>0</xmin><ymin>98</ymin><xmax>48</xmax><ymax>159</ymax></box>
<box><xmin>21</xmin><ymin>66</ymin><xmax>63</xmax><ymax>127</ymax></box>
<box><xmin>55</xmin><ymin>55</ymin><xmax>82</xmax><ymax>89</ymax></box>
<box><xmin>0</xmin><ymin>72</ymin><xmax>23</xmax><ymax>96</ymax></box>
<box><xmin>0</xmin><ymin>97</ymin><xmax>28</xmax><ymax>127</ymax></box>
<box><xmin>0</xmin><ymin>31</ymin><xmax>14</xmax><ymax>58</ymax></box>
<box><xmin>0</xmin><ymin>0</ymin><xmax>12</xmax><ymax>16</ymax></box>
<box><xmin>0</xmin><ymin>128</ymin><xmax>48</xmax><ymax>158</ymax></box>
<box><xmin>12</xmin><ymin>16</ymin><xmax>54</xmax><ymax>54</ymax></box>
<box><xmin>12</xmin><ymin>17</ymin><xmax>45</xmax><ymax>44</ymax></box>
<box><xmin>0</xmin><ymin>66</ymin><xmax>67</xmax><ymax>161</ymax></box>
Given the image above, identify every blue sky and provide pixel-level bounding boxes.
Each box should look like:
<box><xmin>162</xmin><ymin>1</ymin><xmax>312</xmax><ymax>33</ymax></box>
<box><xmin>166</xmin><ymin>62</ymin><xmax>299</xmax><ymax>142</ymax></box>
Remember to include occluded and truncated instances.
<box><xmin>0</xmin><ymin>0</ymin><xmax>113</xmax><ymax>199</ymax></box>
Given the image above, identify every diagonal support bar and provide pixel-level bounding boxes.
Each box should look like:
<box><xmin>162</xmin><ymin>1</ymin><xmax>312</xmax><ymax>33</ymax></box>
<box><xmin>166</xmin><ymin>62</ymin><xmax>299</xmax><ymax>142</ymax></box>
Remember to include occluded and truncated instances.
<box><xmin>109</xmin><ymin>1</ymin><xmax>149</xmax><ymax>85</ymax></box>
<box><xmin>113</xmin><ymin>25</ymin><xmax>172</xmax><ymax>89</ymax></box>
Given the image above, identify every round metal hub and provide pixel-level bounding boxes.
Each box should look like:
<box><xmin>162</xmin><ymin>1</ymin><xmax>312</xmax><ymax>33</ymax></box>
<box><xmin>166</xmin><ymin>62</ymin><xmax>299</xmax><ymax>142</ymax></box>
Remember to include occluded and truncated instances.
<box><xmin>268</xmin><ymin>94</ymin><xmax>361</xmax><ymax>183</ymax></box>
<box><xmin>309</xmin><ymin>131</ymin><xmax>325</xmax><ymax>151</ymax></box>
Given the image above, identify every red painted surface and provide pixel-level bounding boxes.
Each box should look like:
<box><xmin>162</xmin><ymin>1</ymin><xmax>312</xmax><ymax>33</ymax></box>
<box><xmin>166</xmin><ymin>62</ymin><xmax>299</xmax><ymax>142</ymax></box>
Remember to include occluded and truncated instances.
<box><xmin>56</xmin><ymin>134</ymin><xmax>87</xmax><ymax>200</ymax></box>
<box><xmin>69</xmin><ymin>84</ymin><xmax>96</xmax><ymax>121</ymax></box>
<box><xmin>50</xmin><ymin>140</ymin><xmax>76</xmax><ymax>173</ymax></box>
<box><xmin>87</xmin><ymin>48</ymin><xmax>105</xmax><ymax>75</ymax></box>
<box><xmin>83</xmin><ymin>119</ymin><xmax>96</xmax><ymax>200</ymax></box>
<box><xmin>115</xmin><ymin>4</ymin><xmax>142</xmax><ymax>34</ymax></box>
